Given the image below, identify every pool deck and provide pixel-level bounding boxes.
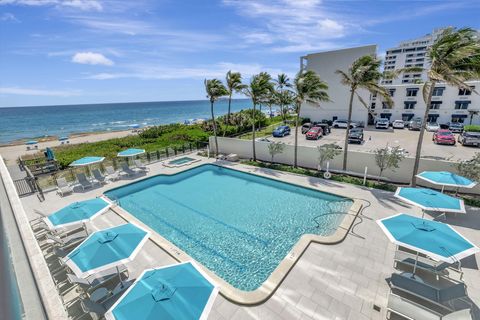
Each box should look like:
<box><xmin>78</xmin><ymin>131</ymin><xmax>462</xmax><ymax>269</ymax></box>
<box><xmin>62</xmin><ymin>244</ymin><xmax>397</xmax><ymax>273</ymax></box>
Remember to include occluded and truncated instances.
<box><xmin>19</xmin><ymin>155</ymin><xmax>480</xmax><ymax>319</ymax></box>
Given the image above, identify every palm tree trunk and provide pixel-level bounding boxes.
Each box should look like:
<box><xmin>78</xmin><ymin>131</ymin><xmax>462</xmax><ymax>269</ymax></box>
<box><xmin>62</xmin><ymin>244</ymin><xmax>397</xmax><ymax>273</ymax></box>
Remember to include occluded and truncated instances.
<box><xmin>411</xmin><ymin>81</ymin><xmax>436</xmax><ymax>186</ymax></box>
<box><xmin>252</xmin><ymin>103</ymin><xmax>257</xmax><ymax>161</ymax></box>
<box><xmin>294</xmin><ymin>104</ymin><xmax>300</xmax><ymax>168</ymax></box>
<box><xmin>342</xmin><ymin>88</ymin><xmax>355</xmax><ymax>171</ymax></box>
<box><xmin>224</xmin><ymin>94</ymin><xmax>232</xmax><ymax>137</ymax></box>
<box><xmin>210</xmin><ymin>101</ymin><xmax>219</xmax><ymax>155</ymax></box>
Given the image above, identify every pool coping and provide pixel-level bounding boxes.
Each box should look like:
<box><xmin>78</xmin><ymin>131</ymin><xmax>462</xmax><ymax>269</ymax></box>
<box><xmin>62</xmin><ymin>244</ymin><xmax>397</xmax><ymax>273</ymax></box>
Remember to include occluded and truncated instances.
<box><xmin>103</xmin><ymin>161</ymin><xmax>363</xmax><ymax>305</ymax></box>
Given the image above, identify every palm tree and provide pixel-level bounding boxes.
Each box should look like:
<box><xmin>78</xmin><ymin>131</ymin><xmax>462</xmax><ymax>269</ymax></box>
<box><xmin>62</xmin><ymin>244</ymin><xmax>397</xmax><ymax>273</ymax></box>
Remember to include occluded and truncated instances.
<box><xmin>409</xmin><ymin>27</ymin><xmax>480</xmax><ymax>186</ymax></box>
<box><xmin>243</xmin><ymin>72</ymin><xmax>273</xmax><ymax>161</ymax></box>
<box><xmin>204</xmin><ymin>79</ymin><xmax>228</xmax><ymax>156</ymax></box>
<box><xmin>336</xmin><ymin>55</ymin><xmax>393</xmax><ymax>171</ymax></box>
<box><xmin>275</xmin><ymin>89</ymin><xmax>294</xmax><ymax>123</ymax></box>
<box><xmin>291</xmin><ymin>70</ymin><xmax>329</xmax><ymax>168</ymax></box>
<box><xmin>275</xmin><ymin>73</ymin><xmax>292</xmax><ymax>121</ymax></box>
<box><xmin>224</xmin><ymin>71</ymin><xmax>246</xmax><ymax>136</ymax></box>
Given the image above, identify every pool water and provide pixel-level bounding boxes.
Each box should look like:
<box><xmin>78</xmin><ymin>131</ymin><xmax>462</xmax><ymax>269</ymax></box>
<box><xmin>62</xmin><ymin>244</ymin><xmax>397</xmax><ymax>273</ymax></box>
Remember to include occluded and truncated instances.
<box><xmin>106</xmin><ymin>164</ymin><xmax>353</xmax><ymax>291</ymax></box>
<box><xmin>168</xmin><ymin>157</ymin><xmax>195</xmax><ymax>165</ymax></box>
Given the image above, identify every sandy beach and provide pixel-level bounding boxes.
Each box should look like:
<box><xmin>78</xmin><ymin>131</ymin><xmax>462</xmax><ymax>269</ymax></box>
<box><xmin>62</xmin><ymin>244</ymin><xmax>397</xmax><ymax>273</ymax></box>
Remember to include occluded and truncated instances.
<box><xmin>0</xmin><ymin>130</ymin><xmax>135</xmax><ymax>165</ymax></box>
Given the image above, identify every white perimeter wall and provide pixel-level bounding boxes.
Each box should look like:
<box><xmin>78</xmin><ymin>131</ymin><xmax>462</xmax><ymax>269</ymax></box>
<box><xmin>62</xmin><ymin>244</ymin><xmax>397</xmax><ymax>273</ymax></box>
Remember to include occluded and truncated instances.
<box><xmin>210</xmin><ymin>136</ymin><xmax>480</xmax><ymax>195</ymax></box>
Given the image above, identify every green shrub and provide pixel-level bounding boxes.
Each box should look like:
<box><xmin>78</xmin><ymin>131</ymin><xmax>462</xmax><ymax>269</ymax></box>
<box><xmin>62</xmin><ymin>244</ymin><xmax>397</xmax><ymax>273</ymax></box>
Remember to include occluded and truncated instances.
<box><xmin>464</xmin><ymin>125</ymin><xmax>480</xmax><ymax>132</ymax></box>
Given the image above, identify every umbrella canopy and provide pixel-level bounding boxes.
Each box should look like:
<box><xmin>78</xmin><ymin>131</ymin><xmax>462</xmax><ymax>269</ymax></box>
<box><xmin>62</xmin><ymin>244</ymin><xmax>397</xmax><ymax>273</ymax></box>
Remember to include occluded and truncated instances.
<box><xmin>377</xmin><ymin>213</ymin><xmax>479</xmax><ymax>263</ymax></box>
<box><xmin>45</xmin><ymin>147</ymin><xmax>55</xmax><ymax>161</ymax></box>
<box><xmin>394</xmin><ymin>187</ymin><xmax>465</xmax><ymax>213</ymax></box>
<box><xmin>69</xmin><ymin>156</ymin><xmax>105</xmax><ymax>167</ymax></box>
<box><xmin>65</xmin><ymin>223</ymin><xmax>149</xmax><ymax>278</ymax></box>
<box><xmin>59</xmin><ymin>136</ymin><xmax>69</xmax><ymax>141</ymax></box>
<box><xmin>417</xmin><ymin>171</ymin><xmax>476</xmax><ymax>189</ymax></box>
<box><xmin>25</xmin><ymin>140</ymin><xmax>38</xmax><ymax>145</ymax></box>
<box><xmin>44</xmin><ymin>197</ymin><xmax>111</xmax><ymax>229</ymax></box>
<box><xmin>105</xmin><ymin>262</ymin><xmax>219</xmax><ymax>320</ymax></box>
<box><xmin>117</xmin><ymin>148</ymin><xmax>145</xmax><ymax>157</ymax></box>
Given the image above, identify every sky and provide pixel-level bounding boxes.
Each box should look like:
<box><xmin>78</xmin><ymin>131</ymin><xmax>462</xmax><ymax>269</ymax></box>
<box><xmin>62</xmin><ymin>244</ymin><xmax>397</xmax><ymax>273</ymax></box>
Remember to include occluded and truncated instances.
<box><xmin>0</xmin><ymin>0</ymin><xmax>479</xmax><ymax>107</ymax></box>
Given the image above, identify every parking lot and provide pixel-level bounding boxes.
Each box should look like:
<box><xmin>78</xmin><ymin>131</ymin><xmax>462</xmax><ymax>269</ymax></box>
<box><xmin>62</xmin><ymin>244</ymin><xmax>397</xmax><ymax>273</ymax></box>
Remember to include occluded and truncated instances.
<box><xmin>268</xmin><ymin>126</ymin><xmax>478</xmax><ymax>161</ymax></box>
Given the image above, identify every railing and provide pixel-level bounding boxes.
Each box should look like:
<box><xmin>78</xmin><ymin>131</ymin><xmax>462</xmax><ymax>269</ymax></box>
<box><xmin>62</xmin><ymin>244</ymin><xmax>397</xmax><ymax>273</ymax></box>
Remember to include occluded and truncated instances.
<box><xmin>18</xmin><ymin>156</ymin><xmax>58</xmax><ymax>176</ymax></box>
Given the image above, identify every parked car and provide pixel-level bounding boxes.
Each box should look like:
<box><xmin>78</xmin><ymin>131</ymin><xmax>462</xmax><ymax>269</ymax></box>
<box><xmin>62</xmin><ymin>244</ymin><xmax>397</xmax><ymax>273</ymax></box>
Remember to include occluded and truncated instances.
<box><xmin>272</xmin><ymin>125</ymin><xmax>291</xmax><ymax>137</ymax></box>
<box><xmin>306</xmin><ymin>126</ymin><xmax>323</xmax><ymax>140</ymax></box>
<box><xmin>458</xmin><ymin>131</ymin><xmax>480</xmax><ymax>146</ymax></box>
<box><xmin>448</xmin><ymin>122</ymin><xmax>464</xmax><ymax>133</ymax></box>
<box><xmin>439</xmin><ymin>123</ymin><xmax>450</xmax><ymax>130</ymax></box>
<box><xmin>301</xmin><ymin>122</ymin><xmax>313</xmax><ymax>134</ymax></box>
<box><xmin>392</xmin><ymin>120</ymin><xmax>405</xmax><ymax>129</ymax></box>
<box><xmin>375</xmin><ymin>118</ymin><xmax>390</xmax><ymax>129</ymax></box>
<box><xmin>433</xmin><ymin>130</ymin><xmax>456</xmax><ymax>145</ymax></box>
<box><xmin>348</xmin><ymin>128</ymin><xmax>364</xmax><ymax>144</ymax></box>
<box><xmin>332</xmin><ymin>120</ymin><xmax>359</xmax><ymax>129</ymax></box>
<box><xmin>408</xmin><ymin>118</ymin><xmax>423</xmax><ymax>130</ymax></box>
<box><xmin>425</xmin><ymin>122</ymin><xmax>440</xmax><ymax>132</ymax></box>
<box><xmin>313</xmin><ymin>122</ymin><xmax>331</xmax><ymax>135</ymax></box>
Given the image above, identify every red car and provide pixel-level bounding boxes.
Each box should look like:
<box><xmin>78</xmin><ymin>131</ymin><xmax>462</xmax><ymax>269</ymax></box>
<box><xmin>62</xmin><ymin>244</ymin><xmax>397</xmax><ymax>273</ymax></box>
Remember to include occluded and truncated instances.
<box><xmin>433</xmin><ymin>130</ymin><xmax>456</xmax><ymax>145</ymax></box>
<box><xmin>306</xmin><ymin>126</ymin><xmax>323</xmax><ymax>140</ymax></box>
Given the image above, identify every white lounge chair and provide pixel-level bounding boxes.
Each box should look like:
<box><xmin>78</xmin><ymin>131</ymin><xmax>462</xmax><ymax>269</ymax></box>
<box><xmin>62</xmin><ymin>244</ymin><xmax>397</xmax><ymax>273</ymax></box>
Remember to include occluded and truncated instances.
<box><xmin>56</xmin><ymin>177</ymin><xmax>73</xmax><ymax>197</ymax></box>
<box><xmin>134</xmin><ymin>159</ymin><xmax>149</xmax><ymax>172</ymax></box>
<box><xmin>105</xmin><ymin>166</ymin><xmax>120</xmax><ymax>181</ymax></box>
<box><xmin>226</xmin><ymin>153</ymin><xmax>239</xmax><ymax>162</ymax></box>
<box><xmin>76</xmin><ymin>173</ymin><xmax>93</xmax><ymax>190</ymax></box>
<box><xmin>92</xmin><ymin>169</ymin><xmax>107</xmax><ymax>185</ymax></box>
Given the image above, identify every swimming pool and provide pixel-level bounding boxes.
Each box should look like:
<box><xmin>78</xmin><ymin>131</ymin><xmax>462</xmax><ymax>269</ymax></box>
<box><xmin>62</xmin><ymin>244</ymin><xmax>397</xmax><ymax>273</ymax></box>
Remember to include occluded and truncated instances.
<box><xmin>105</xmin><ymin>164</ymin><xmax>353</xmax><ymax>292</ymax></box>
<box><xmin>164</xmin><ymin>156</ymin><xmax>199</xmax><ymax>167</ymax></box>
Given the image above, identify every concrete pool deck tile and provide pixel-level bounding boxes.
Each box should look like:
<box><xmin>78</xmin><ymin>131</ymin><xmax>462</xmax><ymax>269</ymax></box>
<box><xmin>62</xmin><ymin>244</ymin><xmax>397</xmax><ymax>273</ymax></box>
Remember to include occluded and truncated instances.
<box><xmin>297</xmin><ymin>295</ymin><xmax>319</xmax><ymax>318</ymax></box>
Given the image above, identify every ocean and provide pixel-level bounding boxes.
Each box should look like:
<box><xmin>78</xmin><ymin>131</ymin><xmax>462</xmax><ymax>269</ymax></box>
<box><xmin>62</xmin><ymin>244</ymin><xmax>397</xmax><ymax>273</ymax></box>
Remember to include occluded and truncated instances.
<box><xmin>0</xmin><ymin>99</ymin><xmax>253</xmax><ymax>144</ymax></box>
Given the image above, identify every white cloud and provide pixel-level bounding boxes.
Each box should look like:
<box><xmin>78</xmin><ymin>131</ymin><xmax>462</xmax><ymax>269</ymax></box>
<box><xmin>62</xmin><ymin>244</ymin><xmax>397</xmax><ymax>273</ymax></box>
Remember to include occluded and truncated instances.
<box><xmin>0</xmin><ymin>0</ymin><xmax>102</xmax><ymax>11</ymax></box>
<box><xmin>0</xmin><ymin>86</ymin><xmax>81</xmax><ymax>96</ymax></box>
<box><xmin>72</xmin><ymin>52</ymin><xmax>114</xmax><ymax>66</ymax></box>
<box><xmin>0</xmin><ymin>12</ymin><xmax>19</xmax><ymax>22</ymax></box>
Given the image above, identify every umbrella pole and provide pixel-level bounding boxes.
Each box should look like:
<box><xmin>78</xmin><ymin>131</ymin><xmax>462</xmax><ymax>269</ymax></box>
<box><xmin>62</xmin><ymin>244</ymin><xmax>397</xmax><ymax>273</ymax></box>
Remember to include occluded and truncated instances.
<box><xmin>411</xmin><ymin>252</ymin><xmax>419</xmax><ymax>278</ymax></box>
<box><xmin>421</xmin><ymin>210</ymin><xmax>425</xmax><ymax>219</ymax></box>
<box><xmin>117</xmin><ymin>266</ymin><xmax>124</xmax><ymax>288</ymax></box>
<box><xmin>83</xmin><ymin>222</ymin><xmax>88</xmax><ymax>235</ymax></box>
<box><xmin>441</xmin><ymin>185</ymin><xmax>445</xmax><ymax>193</ymax></box>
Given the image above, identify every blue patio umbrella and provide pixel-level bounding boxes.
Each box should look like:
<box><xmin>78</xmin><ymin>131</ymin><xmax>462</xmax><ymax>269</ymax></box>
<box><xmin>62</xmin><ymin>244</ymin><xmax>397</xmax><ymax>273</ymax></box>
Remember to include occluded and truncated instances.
<box><xmin>416</xmin><ymin>171</ymin><xmax>476</xmax><ymax>191</ymax></box>
<box><xmin>25</xmin><ymin>140</ymin><xmax>38</xmax><ymax>145</ymax></box>
<box><xmin>105</xmin><ymin>262</ymin><xmax>219</xmax><ymax>320</ymax></box>
<box><xmin>59</xmin><ymin>136</ymin><xmax>69</xmax><ymax>141</ymax></box>
<box><xmin>377</xmin><ymin>213</ymin><xmax>479</xmax><ymax>266</ymax></box>
<box><xmin>64</xmin><ymin>223</ymin><xmax>150</xmax><ymax>278</ymax></box>
<box><xmin>44</xmin><ymin>197</ymin><xmax>111</xmax><ymax>230</ymax></box>
<box><xmin>45</xmin><ymin>147</ymin><xmax>55</xmax><ymax>161</ymax></box>
<box><xmin>117</xmin><ymin>148</ymin><xmax>145</xmax><ymax>157</ymax></box>
<box><xmin>69</xmin><ymin>156</ymin><xmax>105</xmax><ymax>167</ymax></box>
<box><xmin>394</xmin><ymin>187</ymin><xmax>465</xmax><ymax>215</ymax></box>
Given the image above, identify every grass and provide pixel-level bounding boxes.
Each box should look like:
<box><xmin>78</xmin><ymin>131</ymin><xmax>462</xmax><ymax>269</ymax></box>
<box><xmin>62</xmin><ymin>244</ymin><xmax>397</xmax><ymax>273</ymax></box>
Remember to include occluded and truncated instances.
<box><xmin>241</xmin><ymin>160</ymin><xmax>479</xmax><ymax>207</ymax></box>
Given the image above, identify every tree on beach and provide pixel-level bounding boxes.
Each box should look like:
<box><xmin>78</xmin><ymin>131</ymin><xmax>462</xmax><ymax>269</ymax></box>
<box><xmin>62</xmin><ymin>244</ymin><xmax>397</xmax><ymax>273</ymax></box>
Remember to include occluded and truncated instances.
<box><xmin>406</xmin><ymin>27</ymin><xmax>480</xmax><ymax>186</ymax></box>
<box><xmin>204</xmin><ymin>79</ymin><xmax>228</xmax><ymax>155</ymax></box>
<box><xmin>336</xmin><ymin>55</ymin><xmax>393</xmax><ymax>172</ymax></box>
<box><xmin>243</xmin><ymin>72</ymin><xmax>274</xmax><ymax>161</ymax></box>
<box><xmin>224</xmin><ymin>71</ymin><xmax>246</xmax><ymax>136</ymax></box>
<box><xmin>291</xmin><ymin>70</ymin><xmax>329</xmax><ymax>168</ymax></box>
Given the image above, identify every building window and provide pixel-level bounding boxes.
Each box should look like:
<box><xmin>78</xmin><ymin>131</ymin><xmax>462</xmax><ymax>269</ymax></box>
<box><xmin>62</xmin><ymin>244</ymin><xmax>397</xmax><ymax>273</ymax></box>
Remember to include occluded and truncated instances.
<box><xmin>370</xmin><ymin>102</ymin><xmax>376</xmax><ymax>110</ymax></box>
<box><xmin>382</xmin><ymin>102</ymin><xmax>389</xmax><ymax>109</ymax></box>
<box><xmin>454</xmin><ymin>101</ymin><xmax>470</xmax><ymax>109</ymax></box>
<box><xmin>402</xmin><ymin>79</ymin><xmax>411</xmax><ymax>83</ymax></box>
<box><xmin>427</xmin><ymin>114</ymin><xmax>440</xmax><ymax>122</ymax></box>
<box><xmin>406</xmin><ymin>59</ymin><xmax>413</xmax><ymax>62</ymax></box>
<box><xmin>432</xmin><ymin>87</ymin><xmax>445</xmax><ymax>96</ymax></box>
<box><xmin>415</xmin><ymin>58</ymin><xmax>424</xmax><ymax>62</ymax></box>
<box><xmin>429</xmin><ymin>101</ymin><xmax>442</xmax><ymax>109</ymax></box>
<box><xmin>404</xmin><ymin>102</ymin><xmax>416</xmax><ymax>109</ymax></box>
<box><xmin>402</xmin><ymin>114</ymin><xmax>415</xmax><ymax>121</ymax></box>
<box><xmin>415</xmin><ymin>63</ymin><xmax>424</xmax><ymax>67</ymax></box>
<box><xmin>406</xmin><ymin>88</ymin><xmax>418</xmax><ymax>96</ymax></box>
<box><xmin>389</xmin><ymin>89</ymin><xmax>396</xmax><ymax>97</ymax></box>
<box><xmin>451</xmin><ymin>115</ymin><xmax>467</xmax><ymax>123</ymax></box>
<box><xmin>458</xmin><ymin>87</ymin><xmax>474</xmax><ymax>96</ymax></box>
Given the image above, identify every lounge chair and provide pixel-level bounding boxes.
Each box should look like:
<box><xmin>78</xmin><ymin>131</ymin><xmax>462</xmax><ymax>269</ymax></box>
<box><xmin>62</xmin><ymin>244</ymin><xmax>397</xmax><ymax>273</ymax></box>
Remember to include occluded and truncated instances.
<box><xmin>76</xmin><ymin>173</ymin><xmax>93</xmax><ymax>190</ymax></box>
<box><xmin>44</xmin><ymin>230</ymin><xmax>87</xmax><ymax>250</ymax></box>
<box><xmin>121</xmin><ymin>163</ymin><xmax>140</xmax><ymax>177</ymax></box>
<box><xmin>79</xmin><ymin>280</ymin><xmax>133</xmax><ymax>319</ymax></box>
<box><xmin>56</xmin><ymin>177</ymin><xmax>73</xmax><ymax>197</ymax></box>
<box><xmin>105</xmin><ymin>166</ymin><xmax>120</xmax><ymax>181</ymax></box>
<box><xmin>394</xmin><ymin>250</ymin><xmax>461</xmax><ymax>277</ymax></box>
<box><xmin>226</xmin><ymin>153</ymin><xmax>239</xmax><ymax>162</ymax></box>
<box><xmin>387</xmin><ymin>293</ymin><xmax>472</xmax><ymax>320</ymax></box>
<box><xmin>92</xmin><ymin>169</ymin><xmax>107</xmax><ymax>185</ymax></box>
<box><xmin>65</xmin><ymin>265</ymin><xmax>129</xmax><ymax>294</ymax></box>
<box><xmin>390</xmin><ymin>273</ymin><xmax>468</xmax><ymax>310</ymax></box>
<box><xmin>134</xmin><ymin>159</ymin><xmax>149</xmax><ymax>172</ymax></box>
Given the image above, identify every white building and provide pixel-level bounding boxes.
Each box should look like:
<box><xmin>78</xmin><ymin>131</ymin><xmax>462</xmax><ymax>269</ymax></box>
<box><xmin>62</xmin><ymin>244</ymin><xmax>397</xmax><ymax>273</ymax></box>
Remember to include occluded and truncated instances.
<box><xmin>300</xmin><ymin>45</ymin><xmax>377</xmax><ymax>124</ymax></box>
<box><xmin>300</xmin><ymin>28</ymin><xmax>480</xmax><ymax>125</ymax></box>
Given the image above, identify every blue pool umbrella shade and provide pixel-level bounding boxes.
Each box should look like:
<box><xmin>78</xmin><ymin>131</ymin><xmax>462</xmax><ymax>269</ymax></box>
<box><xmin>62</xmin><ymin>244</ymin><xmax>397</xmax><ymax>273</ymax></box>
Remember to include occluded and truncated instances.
<box><xmin>25</xmin><ymin>140</ymin><xmax>38</xmax><ymax>145</ymax></box>
<box><xmin>65</xmin><ymin>223</ymin><xmax>150</xmax><ymax>278</ymax></box>
<box><xmin>105</xmin><ymin>262</ymin><xmax>219</xmax><ymax>320</ymax></box>
<box><xmin>117</xmin><ymin>148</ymin><xmax>145</xmax><ymax>157</ymax></box>
<box><xmin>377</xmin><ymin>213</ymin><xmax>479</xmax><ymax>263</ymax></box>
<box><xmin>394</xmin><ymin>187</ymin><xmax>465</xmax><ymax>214</ymax></box>
<box><xmin>59</xmin><ymin>136</ymin><xmax>69</xmax><ymax>141</ymax></box>
<box><xmin>69</xmin><ymin>156</ymin><xmax>105</xmax><ymax>167</ymax></box>
<box><xmin>44</xmin><ymin>197</ymin><xmax>111</xmax><ymax>229</ymax></box>
<box><xmin>416</xmin><ymin>171</ymin><xmax>476</xmax><ymax>189</ymax></box>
